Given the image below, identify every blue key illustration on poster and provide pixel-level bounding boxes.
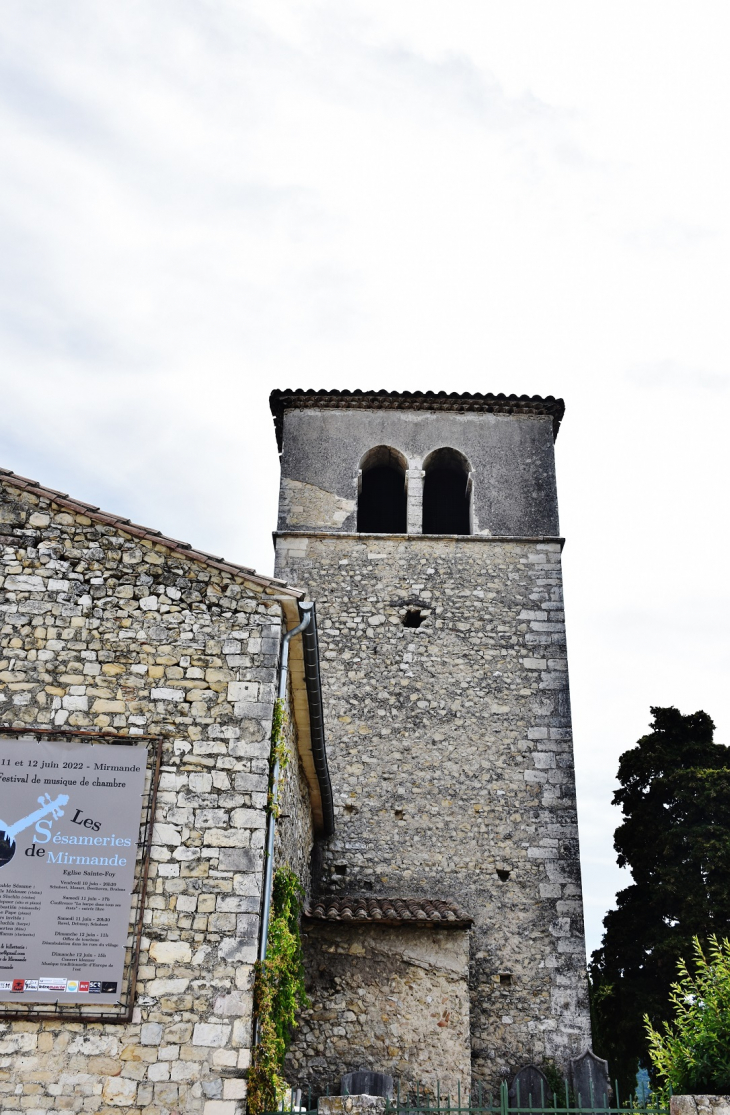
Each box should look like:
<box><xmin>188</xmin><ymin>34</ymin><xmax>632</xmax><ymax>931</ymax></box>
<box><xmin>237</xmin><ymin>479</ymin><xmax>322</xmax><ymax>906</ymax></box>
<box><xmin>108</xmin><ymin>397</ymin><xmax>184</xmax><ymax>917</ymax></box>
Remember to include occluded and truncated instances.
<box><xmin>0</xmin><ymin>793</ymin><xmax>69</xmax><ymax>867</ymax></box>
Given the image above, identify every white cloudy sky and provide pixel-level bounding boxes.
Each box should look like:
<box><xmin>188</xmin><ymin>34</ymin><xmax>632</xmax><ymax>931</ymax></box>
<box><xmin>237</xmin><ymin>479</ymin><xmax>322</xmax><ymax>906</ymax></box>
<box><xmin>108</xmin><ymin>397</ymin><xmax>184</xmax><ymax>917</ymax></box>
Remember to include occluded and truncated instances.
<box><xmin>1</xmin><ymin>1</ymin><xmax>728</xmax><ymax>955</ymax></box>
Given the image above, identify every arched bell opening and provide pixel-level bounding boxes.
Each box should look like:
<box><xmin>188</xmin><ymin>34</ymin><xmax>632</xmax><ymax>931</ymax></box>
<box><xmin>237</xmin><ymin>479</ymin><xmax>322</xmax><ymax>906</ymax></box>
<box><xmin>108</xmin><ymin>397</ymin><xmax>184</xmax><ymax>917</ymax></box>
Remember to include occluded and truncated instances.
<box><xmin>422</xmin><ymin>447</ymin><xmax>472</xmax><ymax>535</ymax></box>
<box><xmin>357</xmin><ymin>446</ymin><xmax>408</xmax><ymax>533</ymax></box>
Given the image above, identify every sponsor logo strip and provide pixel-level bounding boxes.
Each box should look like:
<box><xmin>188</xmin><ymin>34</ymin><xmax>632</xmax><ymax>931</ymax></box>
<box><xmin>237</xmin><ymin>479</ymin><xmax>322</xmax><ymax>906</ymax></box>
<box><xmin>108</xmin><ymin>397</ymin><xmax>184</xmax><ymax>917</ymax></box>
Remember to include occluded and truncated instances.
<box><xmin>39</xmin><ymin>977</ymin><xmax>67</xmax><ymax>992</ymax></box>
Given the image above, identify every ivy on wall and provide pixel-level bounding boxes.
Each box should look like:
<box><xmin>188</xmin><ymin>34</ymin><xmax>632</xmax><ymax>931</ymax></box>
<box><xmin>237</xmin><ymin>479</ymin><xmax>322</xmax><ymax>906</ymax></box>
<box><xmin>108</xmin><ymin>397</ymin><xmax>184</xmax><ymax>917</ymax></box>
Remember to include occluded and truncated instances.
<box><xmin>268</xmin><ymin>697</ymin><xmax>289</xmax><ymax>818</ymax></box>
<box><xmin>248</xmin><ymin>868</ymin><xmax>309</xmax><ymax>1115</ymax></box>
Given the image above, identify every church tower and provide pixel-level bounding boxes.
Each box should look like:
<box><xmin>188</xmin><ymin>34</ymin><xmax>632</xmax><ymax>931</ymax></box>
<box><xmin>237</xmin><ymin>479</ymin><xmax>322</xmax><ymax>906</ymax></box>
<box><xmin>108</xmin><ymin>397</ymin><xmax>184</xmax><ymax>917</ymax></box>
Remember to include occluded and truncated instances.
<box><xmin>271</xmin><ymin>388</ymin><xmax>592</xmax><ymax>1094</ymax></box>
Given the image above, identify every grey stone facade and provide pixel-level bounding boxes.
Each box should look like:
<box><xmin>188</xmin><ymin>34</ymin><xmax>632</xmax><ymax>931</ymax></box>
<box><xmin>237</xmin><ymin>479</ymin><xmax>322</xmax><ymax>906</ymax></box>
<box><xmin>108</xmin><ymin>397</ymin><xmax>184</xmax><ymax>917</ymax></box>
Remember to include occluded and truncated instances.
<box><xmin>272</xmin><ymin>391</ymin><xmax>592</xmax><ymax>1091</ymax></box>
<box><xmin>273</xmin><ymin>393</ymin><xmax>562</xmax><ymax>538</ymax></box>
<box><xmin>0</xmin><ymin>470</ymin><xmax>326</xmax><ymax>1115</ymax></box>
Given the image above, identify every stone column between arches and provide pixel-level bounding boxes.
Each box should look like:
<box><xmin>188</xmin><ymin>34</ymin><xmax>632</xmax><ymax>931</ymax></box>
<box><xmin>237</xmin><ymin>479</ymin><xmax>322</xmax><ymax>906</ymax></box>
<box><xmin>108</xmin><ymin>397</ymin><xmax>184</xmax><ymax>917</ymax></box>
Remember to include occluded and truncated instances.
<box><xmin>405</xmin><ymin>470</ymin><xmax>424</xmax><ymax>535</ymax></box>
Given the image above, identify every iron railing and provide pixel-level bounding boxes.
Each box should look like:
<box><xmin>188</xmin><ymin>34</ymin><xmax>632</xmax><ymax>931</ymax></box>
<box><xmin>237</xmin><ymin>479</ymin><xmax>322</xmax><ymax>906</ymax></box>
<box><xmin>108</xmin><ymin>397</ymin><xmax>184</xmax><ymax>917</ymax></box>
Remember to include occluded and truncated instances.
<box><xmin>272</xmin><ymin>1079</ymin><xmax>669</xmax><ymax>1115</ymax></box>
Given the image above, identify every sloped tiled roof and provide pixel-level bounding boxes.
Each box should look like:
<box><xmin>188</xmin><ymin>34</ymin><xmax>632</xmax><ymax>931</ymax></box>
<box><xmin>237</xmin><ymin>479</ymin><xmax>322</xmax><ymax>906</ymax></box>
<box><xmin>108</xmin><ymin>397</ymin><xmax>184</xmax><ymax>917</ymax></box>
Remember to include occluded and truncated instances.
<box><xmin>270</xmin><ymin>388</ymin><xmax>565</xmax><ymax>448</ymax></box>
<box><xmin>305</xmin><ymin>895</ymin><xmax>472</xmax><ymax>927</ymax></box>
<box><xmin>0</xmin><ymin>467</ymin><xmax>301</xmax><ymax>596</ymax></box>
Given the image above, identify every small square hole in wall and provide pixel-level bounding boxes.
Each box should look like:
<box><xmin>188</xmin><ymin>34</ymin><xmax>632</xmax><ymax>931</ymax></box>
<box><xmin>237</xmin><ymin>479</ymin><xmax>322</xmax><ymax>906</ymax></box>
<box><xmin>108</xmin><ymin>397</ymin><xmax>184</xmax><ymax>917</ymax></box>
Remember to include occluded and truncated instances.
<box><xmin>333</xmin><ymin>864</ymin><xmax>347</xmax><ymax>875</ymax></box>
<box><xmin>402</xmin><ymin>609</ymin><xmax>423</xmax><ymax>628</ymax></box>
<box><xmin>394</xmin><ymin>810</ymin><xmax>404</xmax><ymax>820</ymax></box>
<box><xmin>496</xmin><ymin>869</ymin><xmax>511</xmax><ymax>881</ymax></box>
<box><xmin>499</xmin><ymin>974</ymin><xmax>512</xmax><ymax>986</ymax></box>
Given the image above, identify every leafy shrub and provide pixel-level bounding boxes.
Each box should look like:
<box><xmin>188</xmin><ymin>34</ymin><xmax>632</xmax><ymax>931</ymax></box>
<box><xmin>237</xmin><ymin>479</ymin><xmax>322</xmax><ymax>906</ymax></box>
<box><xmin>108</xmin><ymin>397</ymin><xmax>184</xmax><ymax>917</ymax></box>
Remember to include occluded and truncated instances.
<box><xmin>646</xmin><ymin>936</ymin><xmax>730</xmax><ymax>1096</ymax></box>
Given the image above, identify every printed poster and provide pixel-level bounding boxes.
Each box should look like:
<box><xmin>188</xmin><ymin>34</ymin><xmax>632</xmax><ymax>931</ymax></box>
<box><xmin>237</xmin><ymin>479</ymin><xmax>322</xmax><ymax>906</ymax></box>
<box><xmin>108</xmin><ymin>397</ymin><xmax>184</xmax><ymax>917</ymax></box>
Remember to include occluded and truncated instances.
<box><xmin>0</xmin><ymin>735</ymin><xmax>147</xmax><ymax>1005</ymax></box>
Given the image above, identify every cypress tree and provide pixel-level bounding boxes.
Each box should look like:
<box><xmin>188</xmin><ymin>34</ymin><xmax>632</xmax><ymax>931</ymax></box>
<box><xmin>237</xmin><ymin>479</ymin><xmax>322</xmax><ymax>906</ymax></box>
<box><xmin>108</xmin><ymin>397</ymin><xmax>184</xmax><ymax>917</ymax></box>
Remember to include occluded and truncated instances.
<box><xmin>590</xmin><ymin>706</ymin><xmax>730</xmax><ymax>1093</ymax></box>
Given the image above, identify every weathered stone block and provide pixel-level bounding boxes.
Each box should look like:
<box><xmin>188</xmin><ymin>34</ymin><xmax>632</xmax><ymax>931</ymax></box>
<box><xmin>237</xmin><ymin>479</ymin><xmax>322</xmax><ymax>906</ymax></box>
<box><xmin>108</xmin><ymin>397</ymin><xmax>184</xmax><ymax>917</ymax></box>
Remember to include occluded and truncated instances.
<box><xmin>152</xmin><ymin>822</ymin><xmax>182</xmax><ymax>846</ymax></box>
<box><xmin>192</xmin><ymin>1023</ymin><xmax>231</xmax><ymax>1048</ymax></box>
<box><xmin>140</xmin><ymin>1023</ymin><xmax>163</xmax><ymax>1046</ymax></box>
<box><xmin>213</xmin><ymin>990</ymin><xmax>252</xmax><ymax>1017</ymax></box>
<box><xmin>150</xmin><ymin>687</ymin><xmax>184</xmax><ymax>701</ymax></box>
<box><xmin>101</xmin><ymin>1075</ymin><xmax>138</xmax><ymax>1106</ymax></box>
<box><xmin>218</xmin><ymin>848</ymin><xmax>259</xmax><ymax>872</ymax></box>
<box><xmin>220</xmin><ymin>937</ymin><xmax>258</xmax><ymax>963</ymax></box>
<box><xmin>223</xmin><ymin>1077</ymin><xmax>248</xmax><ymax>1099</ymax></box>
<box><xmin>227</xmin><ymin>681</ymin><xmax>259</xmax><ymax>702</ymax></box>
<box><xmin>319</xmin><ymin>1096</ymin><xmax>386</xmax><ymax>1115</ymax></box>
<box><xmin>149</xmin><ymin>941</ymin><xmax>192</xmax><ymax>964</ymax></box>
<box><xmin>203</xmin><ymin>1101</ymin><xmax>240</xmax><ymax>1115</ymax></box>
<box><xmin>145</xmin><ymin>977</ymin><xmax>190</xmax><ymax>996</ymax></box>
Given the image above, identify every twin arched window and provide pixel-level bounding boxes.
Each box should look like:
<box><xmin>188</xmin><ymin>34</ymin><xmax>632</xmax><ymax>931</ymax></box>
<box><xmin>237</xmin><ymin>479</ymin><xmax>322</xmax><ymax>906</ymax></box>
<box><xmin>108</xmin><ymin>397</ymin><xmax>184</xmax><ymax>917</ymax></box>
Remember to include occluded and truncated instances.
<box><xmin>357</xmin><ymin>446</ymin><xmax>408</xmax><ymax>533</ymax></box>
<box><xmin>422</xmin><ymin>447</ymin><xmax>471</xmax><ymax>535</ymax></box>
<box><xmin>357</xmin><ymin>445</ymin><xmax>471</xmax><ymax>535</ymax></box>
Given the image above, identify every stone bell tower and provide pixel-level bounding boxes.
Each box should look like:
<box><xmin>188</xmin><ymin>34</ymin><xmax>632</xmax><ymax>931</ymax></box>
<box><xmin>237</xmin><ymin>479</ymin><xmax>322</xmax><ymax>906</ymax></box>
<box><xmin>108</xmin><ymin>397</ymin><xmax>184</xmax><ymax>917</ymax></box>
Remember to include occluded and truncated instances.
<box><xmin>270</xmin><ymin>388</ymin><xmax>592</xmax><ymax>1092</ymax></box>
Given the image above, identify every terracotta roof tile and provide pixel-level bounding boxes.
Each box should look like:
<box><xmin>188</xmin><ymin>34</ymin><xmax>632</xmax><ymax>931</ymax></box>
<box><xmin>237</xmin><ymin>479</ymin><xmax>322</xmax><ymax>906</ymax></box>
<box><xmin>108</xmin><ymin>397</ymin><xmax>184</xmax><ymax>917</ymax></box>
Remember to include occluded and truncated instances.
<box><xmin>0</xmin><ymin>466</ymin><xmax>303</xmax><ymax>597</ymax></box>
<box><xmin>270</xmin><ymin>387</ymin><xmax>565</xmax><ymax>449</ymax></box>
<box><xmin>305</xmin><ymin>896</ymin><xmax>472</xmax><ymax>927</ymax></box>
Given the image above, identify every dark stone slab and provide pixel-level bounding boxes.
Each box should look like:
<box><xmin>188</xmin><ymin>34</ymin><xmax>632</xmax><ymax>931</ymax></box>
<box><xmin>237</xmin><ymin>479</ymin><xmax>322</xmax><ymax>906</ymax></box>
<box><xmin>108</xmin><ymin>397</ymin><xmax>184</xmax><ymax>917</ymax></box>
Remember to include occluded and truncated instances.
<box><xmin>341</xmin><ymin>1073</ymin><xmax>394</xmax><ymax>1099</ymax></box>
<box><xmin>570</xmin><ymin>1050</ymin><xmax>612</xmax><ymax>1107</ymax></box>
<box><xmin>509</xmin><ymin>1065</ymin><xmax>550</xmax><ymax>1108</ymax></box>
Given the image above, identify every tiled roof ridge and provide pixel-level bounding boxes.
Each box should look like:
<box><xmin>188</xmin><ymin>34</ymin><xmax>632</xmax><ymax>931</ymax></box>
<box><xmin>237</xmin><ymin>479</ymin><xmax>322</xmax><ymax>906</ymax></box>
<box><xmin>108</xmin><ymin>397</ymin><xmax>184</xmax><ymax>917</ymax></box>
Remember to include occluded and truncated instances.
<box><xmin>305</xmin><ymin>895</ymin><xmax>472</xmax><ymax>927</ymax></box>
<box><xmin>0</xmin><ymin>466</ymin><xmax>302</xmax><ymax>597</ymax></box>
<box><xmin>269</xmin><ymin>387</ymin><xmax>565</xmax><ymax>449</ymax></box>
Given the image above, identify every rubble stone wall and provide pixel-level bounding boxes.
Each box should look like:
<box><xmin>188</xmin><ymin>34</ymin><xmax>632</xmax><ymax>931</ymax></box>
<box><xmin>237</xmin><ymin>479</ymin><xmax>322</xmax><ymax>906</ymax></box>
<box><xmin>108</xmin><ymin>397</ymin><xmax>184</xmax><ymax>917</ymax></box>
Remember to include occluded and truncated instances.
<box><xmin>275</xmin><ymin>532</ymin><xmax>592</xmax><ymax>1090</ymax></box>
<box><xmin>670</xmin><ymin>1098</ymin><xmax>730</xmax><ymax>1115</ymax></box>
<box><xmin>285</xmin><ymin>922</ymin><xmax>471</xmax><ymax>1099</ymax></box>
<box><xmin>0</xmin><ymin>477</ymin><xmax>290</xmax><ymax>1115</ymax></box>
<box><xmin>275</xmin><ymin>704</ymin><xmax>316</xmax><ymax>901</ymax></box>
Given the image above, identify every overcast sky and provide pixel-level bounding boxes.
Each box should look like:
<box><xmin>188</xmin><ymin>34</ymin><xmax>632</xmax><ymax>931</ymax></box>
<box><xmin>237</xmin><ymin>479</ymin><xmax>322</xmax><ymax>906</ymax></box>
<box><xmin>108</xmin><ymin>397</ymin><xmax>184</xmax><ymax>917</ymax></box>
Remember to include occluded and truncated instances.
<box><xmin>1</xmin><ymin>0</ymin><xmax>728</xmax><ymax>956</ymax></box>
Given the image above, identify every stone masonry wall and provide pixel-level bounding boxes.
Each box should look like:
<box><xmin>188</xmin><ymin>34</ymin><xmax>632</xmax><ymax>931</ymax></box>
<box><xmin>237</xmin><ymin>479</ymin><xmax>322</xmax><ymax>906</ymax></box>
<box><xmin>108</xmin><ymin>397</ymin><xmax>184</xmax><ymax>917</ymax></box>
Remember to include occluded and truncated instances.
<box><xmin>0</xmin><ymin>477</ymin><xmax>290</xmax><ymax>1115</ymax></box>
<box><xmin>285</xmin><ymin>923</ymin><xmax>471</xmax><ymax>1099</ymax></box>
<box><xmin>670</xmin><ymin>1098</ymin><xmax>730</xmax><ymax>1115</ymax></box>
<box><xmin>275</xmin><ymin>532</ymin><xmax>592</xmax><ymax>1091</ymax></box>
<box><xmin>275</xmin><ymin>703</ymin><xmax>315</xmax><ymax>902</ymax></box>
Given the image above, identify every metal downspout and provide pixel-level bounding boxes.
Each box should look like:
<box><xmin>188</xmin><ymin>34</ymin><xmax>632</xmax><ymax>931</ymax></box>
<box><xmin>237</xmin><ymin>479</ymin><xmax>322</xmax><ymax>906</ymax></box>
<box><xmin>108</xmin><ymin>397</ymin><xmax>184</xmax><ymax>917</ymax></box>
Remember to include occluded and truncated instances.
<box><xmin>257</xmin><ymin>602</ymin><xmax>312</xmax><ymax>964</ymax></box>
<box><xmin>299</xmin><ymin>603</ymin><xmax>335</xmax><ymax>837</ymax></box>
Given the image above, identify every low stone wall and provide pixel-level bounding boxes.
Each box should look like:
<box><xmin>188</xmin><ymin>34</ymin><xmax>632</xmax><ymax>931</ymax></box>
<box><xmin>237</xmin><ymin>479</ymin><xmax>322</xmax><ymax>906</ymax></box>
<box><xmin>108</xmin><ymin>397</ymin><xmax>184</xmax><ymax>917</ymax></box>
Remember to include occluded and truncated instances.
<box><xmin>319</xmin><ymin>1098</ymin><xmax>386</xmax><ymax>1115</ymax></box>
<box><xmin>670</xmin><ymin>1098</ymin><xmax>730</xmax><ymax>1115</ymax></box>
<box><xmin>285</xmin><ymin>922</ymin><xmax>471</xmax><ymax>1099</ymax></box>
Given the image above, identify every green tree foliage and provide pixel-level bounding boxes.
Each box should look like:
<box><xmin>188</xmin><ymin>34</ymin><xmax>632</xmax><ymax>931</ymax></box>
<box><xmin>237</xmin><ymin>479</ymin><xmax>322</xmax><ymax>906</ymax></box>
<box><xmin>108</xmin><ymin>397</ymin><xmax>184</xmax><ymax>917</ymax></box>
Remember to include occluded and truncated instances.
<box><xmin>248</xmin><ymin>868</ymin><xmax>309</xmax><ymax>1115</ymax></box>
<box><xmin>590</xmin><ymin>707</ymin><xmax>730</xmax><ymax>1094</ymax></box>
<box><xmin>646</xmin><ymin>936</ymin><xmax>730</xmax><ymax>1096</ymax></box>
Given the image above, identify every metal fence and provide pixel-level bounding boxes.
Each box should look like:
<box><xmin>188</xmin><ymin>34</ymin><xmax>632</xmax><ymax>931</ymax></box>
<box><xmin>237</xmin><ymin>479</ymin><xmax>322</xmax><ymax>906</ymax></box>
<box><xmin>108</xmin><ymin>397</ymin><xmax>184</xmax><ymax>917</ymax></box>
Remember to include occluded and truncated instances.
<box><xmin>273</xmin><ymin>1079</ymin><xmax>669</xmax><ymax>1115</ymax></box>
